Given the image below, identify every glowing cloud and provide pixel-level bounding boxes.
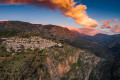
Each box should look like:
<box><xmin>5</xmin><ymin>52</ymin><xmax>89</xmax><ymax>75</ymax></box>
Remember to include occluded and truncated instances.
<box><xmin>114</xmin><ymin>19</ymin><xmax>118</xmax><ymax>23</ymax></box>
<box><xmin>101</xmin><ymin>19</ymin><xmax>120</xmax><ymax>33</ymax></box>
<box><xmin>111</xmin><ymin>24</ymin><xmax>120</xmax><ymax>33</ymax></box>
<box><xmin>0</xmin><ymin>20</ymin><xmax>9</xmax><ymax>22</ymax></box>
<box><xmin>61</xmin><ymin>25</ymin><xmax>103</xmax><ymax>36</ymax></box>
<box><xmin>0</xmin><ymin>0</ymin><xmax>99</xmax><ymax>28</ymax></box>
<box><xmin>78</xmin><ymin>28</ymin><xmax>104</xmax><ymax>36</ymax></box>
<box><xmin>101</xmin><ymin>19</ymin><xmax>119</xmax><ymax>29</ymax></box>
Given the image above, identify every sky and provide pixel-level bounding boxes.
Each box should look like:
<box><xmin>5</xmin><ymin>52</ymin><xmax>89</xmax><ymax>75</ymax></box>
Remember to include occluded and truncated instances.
<box><xmin>0</xmin><ymin>0</ymin><xmax>120</xmax><ymax>35</ymax></box>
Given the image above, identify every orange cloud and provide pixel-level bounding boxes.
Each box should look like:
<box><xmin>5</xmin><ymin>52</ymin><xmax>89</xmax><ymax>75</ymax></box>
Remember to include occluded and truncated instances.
<box><xmin>114</xmin><ymin>19</ymin><xmax>118</xmax><ymax>23</ymax></box>
<box><xmin>78</xmin><ymin>28</ymin><xmax>104</xmax><ymax>36</ymax></box>
<box><xmin>111</xmin><ymin>27</ymin><xmax>120</xmax><ymax>33</ymax></box>
<box><xmin>101</xmin><ymin>19</ymin><xmax>119</xmax><ymax>29</ymax></box>
<box><xmin>109</xmin><ymin>20</ymin><xmax>113</xmax><ymax>23</ymax></box>
<box><xmin>61</xmin><ymin>25</ymin><xmax>103</xmax><ymax>36</ymax></box>
<box><xmin>111</xmin><ymin>24</ymin><xmax>120</xmax><ymax>33</ymax></box>
<box><xmin>108</xmin><ymin>19</ymin><xmax>118</xmax><ymax>24</ymax></box>
<box><xmin>0</xmin><ymin>20</ymin><xmax>9</xmax><ymax>22</ymax></box>
<box><xmin>106</xmin><ymin>25</ymin><xmax>114</xmax><ymax>29</ymax></box>
<box><xmin>102</xmin><ymin>21</ymin><xmax>109</xmax><ymax>26</ymax></box>
<box><xmin>60</xmin><ymin>25</ymin><xmax>81</xmax><ymax>32</ymax></box>
<box><xmin>101</xmin><ymin>20</ymin><xmax>120</xmax><ymax>33</ymax></box>
<box><xmin>0</xmin><ymin>0</ymin><xmax>99</xmax><ymax>28</ymax></box>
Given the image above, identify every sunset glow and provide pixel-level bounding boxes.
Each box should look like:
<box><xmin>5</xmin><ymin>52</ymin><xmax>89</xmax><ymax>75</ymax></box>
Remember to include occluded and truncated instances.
<box><xmin>0</xmin><ymin>0</ymin><xmax>120</xmax><ymax>35</ymax></box>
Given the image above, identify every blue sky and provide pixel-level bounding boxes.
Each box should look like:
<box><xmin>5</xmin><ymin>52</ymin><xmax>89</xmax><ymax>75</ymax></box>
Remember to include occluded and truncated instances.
<box><xmin>0</xmin><ymin>0</ymin><xmax>120</xmax><ymax>29</ymax></box>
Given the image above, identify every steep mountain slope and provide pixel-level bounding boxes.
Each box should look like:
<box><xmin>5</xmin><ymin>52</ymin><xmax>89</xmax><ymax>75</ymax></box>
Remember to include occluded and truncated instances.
<box><xmin>93</xmin><ymin>33</ymin><xmax>120</xmax><ymax>80</ymax></box>
<box><xmin>106</xmin><ymin>35</ymin><xmax>120</xmax><ymax>80</ymax></box>
<box><xmin>0</xmin><ymin>43</ymin><xmax>109</xmax><ymax>80</ymax></box>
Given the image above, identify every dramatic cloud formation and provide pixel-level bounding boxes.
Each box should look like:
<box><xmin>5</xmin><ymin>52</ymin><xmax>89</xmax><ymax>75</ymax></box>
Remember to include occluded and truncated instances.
<box><xmin>0</xmin><ymin>0</ymin><xmax>99</xmax><ymax>28</ymax></box>
<box><xmin>101</xmin><ymin>19</ymin><xmax>120</xmax><ymax>33</ymax></box>
<box><xmin>61</xmin><ymin>25</ymin><xmax>103</xmax><ymax>36</ymax></box>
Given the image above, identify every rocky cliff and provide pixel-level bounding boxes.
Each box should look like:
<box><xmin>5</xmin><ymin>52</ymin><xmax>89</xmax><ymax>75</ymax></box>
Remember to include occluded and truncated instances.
<box><xmin>0</xmin><ymin>43</ymin><xmax>110</xmax><ymax>80</ymax></box>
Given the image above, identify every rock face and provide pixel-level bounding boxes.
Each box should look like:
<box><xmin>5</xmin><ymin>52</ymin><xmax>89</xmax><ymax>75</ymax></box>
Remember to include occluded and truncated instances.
<box><xmin>61</xmin><ymin>51</ymin><xmax>103</xmax><ymax>80</ymax></box>
<box><xmin>0</xmin><ymin>43</ymin><xmax>108</xmax><ymax>80</ymax></box>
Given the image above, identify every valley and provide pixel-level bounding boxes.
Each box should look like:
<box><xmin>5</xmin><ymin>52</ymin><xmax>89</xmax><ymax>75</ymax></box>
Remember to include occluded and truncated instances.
<box><xmin>0</xmin><ymin>21</ymin><xmax>120</xmax><ymax>80</ymax></box>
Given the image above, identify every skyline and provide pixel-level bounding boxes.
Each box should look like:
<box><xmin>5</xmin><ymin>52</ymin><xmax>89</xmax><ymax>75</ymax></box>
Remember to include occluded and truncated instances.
<box><xmin>0</xmin><ymin>0</ymin><xmax>120</xmax><ymax>35</ymax></box>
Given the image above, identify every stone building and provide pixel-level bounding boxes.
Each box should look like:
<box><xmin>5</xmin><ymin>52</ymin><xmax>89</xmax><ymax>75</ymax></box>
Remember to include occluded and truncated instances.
<box><xmin>2</xmin><ymin>37</ymin><xmax>62</xmax><ymax>52</ymax></box>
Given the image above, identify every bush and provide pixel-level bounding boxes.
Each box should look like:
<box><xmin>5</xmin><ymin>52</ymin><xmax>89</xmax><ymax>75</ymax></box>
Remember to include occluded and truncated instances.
<box><xmin>0</xmin><ymin>30</ymin><xmax>18</xmax><ymax>37</ymax></box>
<box><xmin>0</xmin><ymin>44</ymin><xmax>12</xmax><ymax>57</ymax></box>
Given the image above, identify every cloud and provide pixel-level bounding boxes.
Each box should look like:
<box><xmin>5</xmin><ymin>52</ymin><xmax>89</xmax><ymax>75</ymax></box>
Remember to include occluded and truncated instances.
<box><xmin>102</xmin><ymin>21</ymin><xmax>109</xmax><ymax>26</ymax></box>
<box><xmin>61</xmin><ymin>25</ymin><xmax>103</xmax><ymax>36</ymax></box>
<box><xmin>111</xmin><ymin>24</ymin><xmax>120</xmax><ymax>33</ymax></box>
<box><xmin>0</xmin><ymin>20</ymin><xmax>9</xmax><ymax>22</ymax></box>
<box><xmin>78</xmin><ymin>28</ymin><xmax>104</xmax><ymax>36</ymax></box>
<box><xmin>114</xmin><ymin>19</ymin><xmax>118</xmax><ymax>23</ymax></box>
<box><xmin>101</xmin><ymin>19</ymin><xmax>119</xmax><ymax>29</ymax></box>
<box><xmin>107</xmin><ymin>19</ymin><xmax>118</xmax><ymax>24</ymax></box>
<box><xmin>0</xmin><ymin>0</ymin><xmax>99</xmax><ymax>28</ymax></box>
<box><xmin>101</xmin><ymin>19</ymin><xmax>120</xmax><ymax>33</ymax></box>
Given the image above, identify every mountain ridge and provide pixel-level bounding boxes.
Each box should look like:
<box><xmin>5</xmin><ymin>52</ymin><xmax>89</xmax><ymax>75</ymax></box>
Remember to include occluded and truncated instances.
<box><xmin>0</xmin><ymin>21</ymin><xmax>120</xmax><ymax>80</ymax></box>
